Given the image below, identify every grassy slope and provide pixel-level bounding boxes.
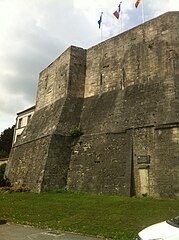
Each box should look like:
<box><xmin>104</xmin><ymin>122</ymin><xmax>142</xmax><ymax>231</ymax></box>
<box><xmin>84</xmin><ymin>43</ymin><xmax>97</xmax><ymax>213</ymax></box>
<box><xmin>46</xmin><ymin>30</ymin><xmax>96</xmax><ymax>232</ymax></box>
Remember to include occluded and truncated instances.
<box><xmin>0</xmin><ymin>191</ymin><xmax>178</xmax><ymax>240</ymax></box>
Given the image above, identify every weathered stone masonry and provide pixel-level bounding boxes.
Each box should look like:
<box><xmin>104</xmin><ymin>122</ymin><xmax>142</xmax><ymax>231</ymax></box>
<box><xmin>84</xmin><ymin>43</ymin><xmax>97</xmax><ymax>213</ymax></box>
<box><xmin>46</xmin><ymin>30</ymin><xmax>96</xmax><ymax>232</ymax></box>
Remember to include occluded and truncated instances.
<box><xmin>6</xmin><ymin>12</ymin><xmax>179</xmax><ymax>198</ymax></box>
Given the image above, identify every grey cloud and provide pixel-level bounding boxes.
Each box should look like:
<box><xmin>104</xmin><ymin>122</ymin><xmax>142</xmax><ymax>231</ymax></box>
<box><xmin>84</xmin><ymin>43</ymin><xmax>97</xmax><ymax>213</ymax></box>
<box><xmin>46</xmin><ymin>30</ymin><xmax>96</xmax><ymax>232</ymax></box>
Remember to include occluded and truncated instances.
<box><xmin>0</xmin><ymin>1</ymin><xmax>96</xmax><ymax>112</ymax></box>
<box><xmin>2</xmin><ymin>0</ymin><xmax>176</xmax><ymax>134</ymax></box>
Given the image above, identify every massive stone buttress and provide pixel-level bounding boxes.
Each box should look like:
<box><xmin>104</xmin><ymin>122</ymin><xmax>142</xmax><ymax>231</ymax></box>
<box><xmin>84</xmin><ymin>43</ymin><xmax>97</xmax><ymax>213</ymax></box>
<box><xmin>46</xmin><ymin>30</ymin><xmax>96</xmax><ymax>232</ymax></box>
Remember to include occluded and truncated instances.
<box><xmin>6</xmin><ymin>12</ymin><xmax>179</xmax><ymax>197</ymax></box>
<box><xmin>6</xmin><ymin>46</ymin><xmax>86</xmax><ymax>192</ymax></box>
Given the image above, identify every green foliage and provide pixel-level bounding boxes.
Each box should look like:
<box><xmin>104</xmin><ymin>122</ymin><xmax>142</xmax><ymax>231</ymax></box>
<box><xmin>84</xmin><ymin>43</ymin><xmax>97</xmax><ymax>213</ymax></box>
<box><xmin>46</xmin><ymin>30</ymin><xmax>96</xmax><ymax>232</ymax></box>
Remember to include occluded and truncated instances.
<box><xmin>70</xmin><ymin>127</ymin><xmax>83</xmax><ymax>138</ymax></box>
<box><xmin>0</xmin><ymin>164</ymin><xmax>11</xmax><ymax>187</ymax></box>
<box><xmin>0</xmin><ymin>192</ymin><xmax>178</xmax><ymax>240</ymax></box>
<box><xmin>0</xmin><ymin>150</ymin><xmax>8</xmax><ymax>158</ymax></box>
<box><xmin>0</xmin><ymin>125</ymin><xmax>14</xmax><ymax>157</ymax></box>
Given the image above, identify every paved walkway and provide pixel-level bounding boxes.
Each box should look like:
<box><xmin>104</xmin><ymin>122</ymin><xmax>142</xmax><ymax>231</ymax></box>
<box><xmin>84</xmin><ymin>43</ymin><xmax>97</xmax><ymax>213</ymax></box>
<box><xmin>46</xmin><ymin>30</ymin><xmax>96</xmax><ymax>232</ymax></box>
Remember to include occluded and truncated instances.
<box><xmin>0</xmin><ymin>223</ymin><xmax>107</xmax><ymax>240</ymax></box>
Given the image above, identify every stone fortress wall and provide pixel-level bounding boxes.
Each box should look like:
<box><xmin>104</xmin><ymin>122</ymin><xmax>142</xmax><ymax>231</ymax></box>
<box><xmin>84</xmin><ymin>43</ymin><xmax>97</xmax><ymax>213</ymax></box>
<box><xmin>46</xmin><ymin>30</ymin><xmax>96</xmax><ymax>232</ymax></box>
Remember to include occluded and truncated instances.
<box><xmin>6</xmin><ymin>12</ymin><xmax>179</xmax><ymax>198</ymax></box>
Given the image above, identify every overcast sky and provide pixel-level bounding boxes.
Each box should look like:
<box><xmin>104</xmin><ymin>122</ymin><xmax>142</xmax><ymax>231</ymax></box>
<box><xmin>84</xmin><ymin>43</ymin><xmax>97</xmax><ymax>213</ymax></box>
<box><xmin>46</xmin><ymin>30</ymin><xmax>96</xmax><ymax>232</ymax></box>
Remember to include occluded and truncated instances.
<box><xmin>0</xmin><ymin>0</ymin><xmax>178</xmax><ymax>134</ymax></box>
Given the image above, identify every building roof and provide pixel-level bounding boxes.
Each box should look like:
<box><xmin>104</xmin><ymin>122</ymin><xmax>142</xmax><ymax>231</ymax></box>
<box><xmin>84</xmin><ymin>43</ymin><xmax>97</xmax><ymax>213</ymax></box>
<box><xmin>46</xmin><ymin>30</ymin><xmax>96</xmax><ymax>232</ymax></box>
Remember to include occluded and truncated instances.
<box><xmin>17</xmin><ymin>105</ymin><xmax>36</xmax><ymax>115</ymax></box>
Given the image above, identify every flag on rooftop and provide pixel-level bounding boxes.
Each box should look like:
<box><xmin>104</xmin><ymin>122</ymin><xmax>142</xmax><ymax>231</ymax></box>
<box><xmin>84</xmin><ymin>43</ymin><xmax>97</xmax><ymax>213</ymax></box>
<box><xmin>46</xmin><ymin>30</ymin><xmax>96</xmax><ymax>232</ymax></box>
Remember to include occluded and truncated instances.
<box><xmin>98</xmin><ymin>12</ymin><xmax>103</xmax><ymax>29</ymax></box>
<box><xmin>135</xmin><ymin>0</ymin><xmax>141</xmax><ymax>8</ymax></box>
<box><xmin>113</xmin><ymin>2</ymin><xmax>121</xmax><ymax>19</ymax></box>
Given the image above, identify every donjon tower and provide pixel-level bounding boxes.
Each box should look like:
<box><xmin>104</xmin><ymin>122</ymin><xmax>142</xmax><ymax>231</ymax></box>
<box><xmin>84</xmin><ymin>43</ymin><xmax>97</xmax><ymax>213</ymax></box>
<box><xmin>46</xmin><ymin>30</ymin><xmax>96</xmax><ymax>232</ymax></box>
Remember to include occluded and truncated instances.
<box><xmin>6</xmin><ymin>12</ymin><xmax>179</xmax><ymax>198</ymax></box>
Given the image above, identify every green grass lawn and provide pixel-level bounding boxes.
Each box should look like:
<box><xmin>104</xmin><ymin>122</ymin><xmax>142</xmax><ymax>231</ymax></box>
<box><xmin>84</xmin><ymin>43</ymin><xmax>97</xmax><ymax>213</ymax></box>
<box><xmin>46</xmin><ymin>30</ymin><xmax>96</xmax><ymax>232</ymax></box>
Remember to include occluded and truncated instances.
<box><xmin>0</xmin><ymin>191</ymin><xmax>178</xmax><ymax>240</ymax></box>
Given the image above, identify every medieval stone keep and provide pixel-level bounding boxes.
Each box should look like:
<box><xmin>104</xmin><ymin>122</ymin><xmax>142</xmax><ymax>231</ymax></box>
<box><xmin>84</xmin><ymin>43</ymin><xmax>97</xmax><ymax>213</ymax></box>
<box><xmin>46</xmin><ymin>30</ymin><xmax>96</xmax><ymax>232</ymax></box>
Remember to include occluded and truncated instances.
<box><xmin>6</xmin><ymin>12</ymin><xmax>179</xmax><ymax>198</ymax></box>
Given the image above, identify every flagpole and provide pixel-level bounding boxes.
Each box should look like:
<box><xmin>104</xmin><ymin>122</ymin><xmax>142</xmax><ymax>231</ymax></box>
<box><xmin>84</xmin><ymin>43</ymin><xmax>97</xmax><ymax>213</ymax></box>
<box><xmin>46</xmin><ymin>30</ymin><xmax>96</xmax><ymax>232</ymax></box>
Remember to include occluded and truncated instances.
<box><xmin>120</xmin><ymin>1</ymin><xmax>122</xmax><ymax>33</ymax></box>
<box><xmin>101</xmin><ymin>19</ymin><xmax>103</xmax><ymax>41</ymax></box>
<box><xmin>141</xmin><ymin>0</ymin><xmax>145</xmax><ymax>23</ymax></box>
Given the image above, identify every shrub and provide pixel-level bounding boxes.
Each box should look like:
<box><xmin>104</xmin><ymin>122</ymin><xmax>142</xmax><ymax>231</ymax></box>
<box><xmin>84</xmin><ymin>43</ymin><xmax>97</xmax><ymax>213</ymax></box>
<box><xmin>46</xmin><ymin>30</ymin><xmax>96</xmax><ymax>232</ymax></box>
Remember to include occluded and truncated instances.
<box><xmin>0</xmin><ymin>164</ymin><xmax>11</xmax><ymax>187</ymax></box>
<box><xmin>0</xmin><ymin>150</ymin><xmax>8</xmax><ymax>158</ymax></box>
<box><xmin>70</xmin><ymin>127</ymin><xmax>83</xmax><ymax>138</ymax></box>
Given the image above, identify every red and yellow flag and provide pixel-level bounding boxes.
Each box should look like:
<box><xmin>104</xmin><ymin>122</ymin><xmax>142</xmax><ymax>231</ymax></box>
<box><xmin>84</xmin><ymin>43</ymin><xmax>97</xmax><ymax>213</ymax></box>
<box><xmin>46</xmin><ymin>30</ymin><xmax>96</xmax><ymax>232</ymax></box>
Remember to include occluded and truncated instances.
<box><xmin>135</xmin><ymin>0</ymin><xmax>141</xmax><ymax>8</ymax></box>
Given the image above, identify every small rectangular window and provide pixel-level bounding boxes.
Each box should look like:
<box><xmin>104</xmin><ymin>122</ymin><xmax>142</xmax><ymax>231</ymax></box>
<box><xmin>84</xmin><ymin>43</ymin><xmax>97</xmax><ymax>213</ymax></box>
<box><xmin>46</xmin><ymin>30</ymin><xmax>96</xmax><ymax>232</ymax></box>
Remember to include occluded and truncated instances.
<box><xmin>18</xmin><ymin>118</ymin><xmax>22</xmax><ymax>128</ymax></box>
<box><xmin>16</xmin><ymin>134</ymin><xmax>21</xmax><ymax>142</ymax></box>
<box><xmin>27</xmin><ymin>115</ymin><xmax>31</xmax><ymax>123</ymax></box>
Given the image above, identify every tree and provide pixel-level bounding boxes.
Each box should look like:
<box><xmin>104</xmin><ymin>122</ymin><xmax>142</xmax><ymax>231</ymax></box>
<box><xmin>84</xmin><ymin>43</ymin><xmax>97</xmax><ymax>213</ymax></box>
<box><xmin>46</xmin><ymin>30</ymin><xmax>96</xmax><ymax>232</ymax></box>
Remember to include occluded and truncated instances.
<box><xmin>0</xmin><ymin>163</ymin><xmax>11</xmax><ymax>187</ymax></box>
<box><xmin>0</xmin><ymin>125</ymin><xmax>14</xmax><ymax>158</ymax></box>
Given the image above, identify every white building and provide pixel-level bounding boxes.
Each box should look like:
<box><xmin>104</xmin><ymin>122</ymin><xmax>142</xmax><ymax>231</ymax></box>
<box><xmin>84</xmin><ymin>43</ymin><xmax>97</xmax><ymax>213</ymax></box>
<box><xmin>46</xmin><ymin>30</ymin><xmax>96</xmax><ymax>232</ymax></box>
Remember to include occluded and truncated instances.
<box><xmin>13</xmin><ymin>106</ymin><xmax>35</xmax><ymax>144</ymax></box>
<box><xmin>0</xmin><ymin>158</ymin><xmax>8</xmax><ymax>166</ymax></box>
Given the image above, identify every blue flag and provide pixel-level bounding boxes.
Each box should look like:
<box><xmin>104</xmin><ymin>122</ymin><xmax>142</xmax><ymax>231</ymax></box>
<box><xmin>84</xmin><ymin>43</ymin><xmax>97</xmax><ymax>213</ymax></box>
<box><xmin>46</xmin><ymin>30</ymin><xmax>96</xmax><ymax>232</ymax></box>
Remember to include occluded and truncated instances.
<box><xmin>98</xmin><ymin>12</ymin><xmax>103</xmax><ymax>29</ymax></box>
